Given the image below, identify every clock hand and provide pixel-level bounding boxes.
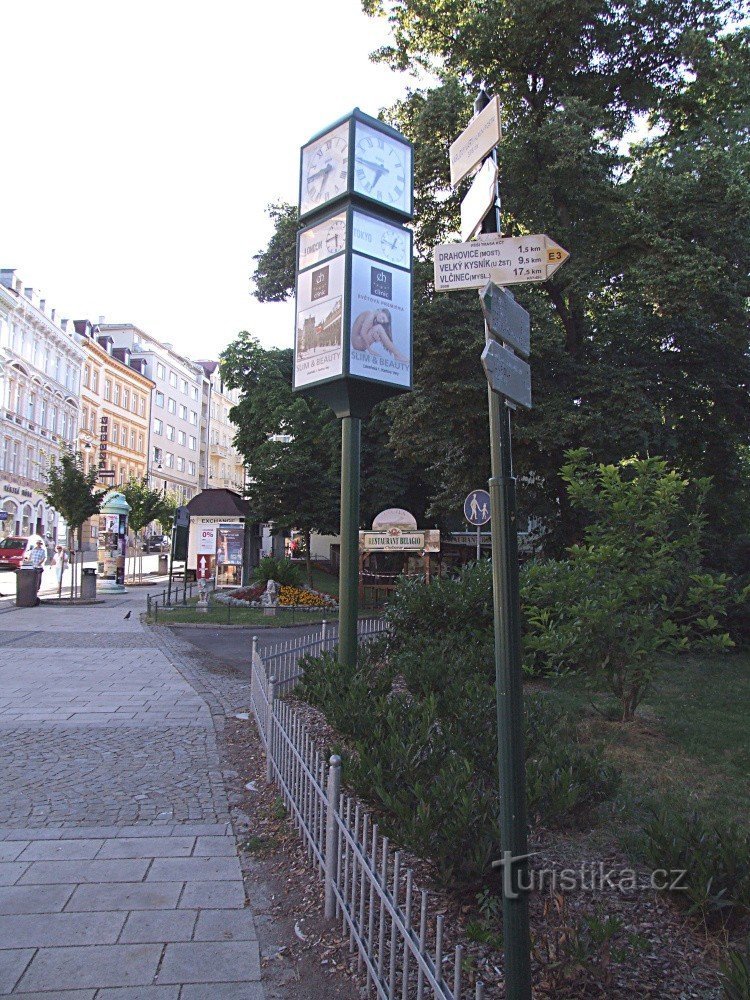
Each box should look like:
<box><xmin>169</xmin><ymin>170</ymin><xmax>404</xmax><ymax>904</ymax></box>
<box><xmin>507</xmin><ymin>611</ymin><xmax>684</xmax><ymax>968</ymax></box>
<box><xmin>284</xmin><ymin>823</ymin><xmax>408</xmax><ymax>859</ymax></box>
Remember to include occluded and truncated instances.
<box><xmin>308</xmin><ymin>164</ymin><xmax>334</xmax><ymax>183</ymax></box>
<box><xmin>356</xmin><ymin>156</ymin><xmax>390</xmax><ymax>175</ymax></box>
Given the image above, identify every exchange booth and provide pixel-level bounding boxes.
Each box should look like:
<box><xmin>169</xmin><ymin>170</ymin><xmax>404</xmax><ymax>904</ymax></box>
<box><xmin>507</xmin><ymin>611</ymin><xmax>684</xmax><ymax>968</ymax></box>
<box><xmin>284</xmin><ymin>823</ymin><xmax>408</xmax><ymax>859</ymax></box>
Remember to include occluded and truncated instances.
<box><xmin>359</xmin><ymin>508</ymin><xmax>440</xmax><ymax>606</ymax></box>
<box><xmin>185</xmin><ymin>489</ymin><xmax>254</xmax><ymax>587</ymax></box>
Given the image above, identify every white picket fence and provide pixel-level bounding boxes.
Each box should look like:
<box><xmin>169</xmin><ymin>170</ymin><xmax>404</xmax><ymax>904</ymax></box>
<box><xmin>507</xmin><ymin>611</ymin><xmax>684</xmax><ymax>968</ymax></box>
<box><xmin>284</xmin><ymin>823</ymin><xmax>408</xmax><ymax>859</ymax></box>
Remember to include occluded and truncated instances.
<box><xmin>249</xmin><ymin>620</ymin><xmax>486</xmax><ymax>999</ymax></box>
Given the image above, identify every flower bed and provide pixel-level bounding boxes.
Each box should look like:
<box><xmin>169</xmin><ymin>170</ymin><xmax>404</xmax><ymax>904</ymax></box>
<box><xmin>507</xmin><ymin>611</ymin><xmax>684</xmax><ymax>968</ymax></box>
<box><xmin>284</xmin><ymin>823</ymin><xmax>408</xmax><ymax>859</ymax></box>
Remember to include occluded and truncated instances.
<box><xmin>213</xmin><ymin>584</ymin><xmax>338</xmax><ymax>610</ymax></box>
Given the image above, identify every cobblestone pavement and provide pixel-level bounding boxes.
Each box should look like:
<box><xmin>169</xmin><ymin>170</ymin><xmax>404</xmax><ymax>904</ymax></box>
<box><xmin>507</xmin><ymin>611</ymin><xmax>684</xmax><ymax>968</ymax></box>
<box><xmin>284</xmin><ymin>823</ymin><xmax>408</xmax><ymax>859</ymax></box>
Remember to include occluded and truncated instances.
<box><xmin>0</xmin><ymin>592</ymin><xmax>264</xmax><ymax>998</ymax></box>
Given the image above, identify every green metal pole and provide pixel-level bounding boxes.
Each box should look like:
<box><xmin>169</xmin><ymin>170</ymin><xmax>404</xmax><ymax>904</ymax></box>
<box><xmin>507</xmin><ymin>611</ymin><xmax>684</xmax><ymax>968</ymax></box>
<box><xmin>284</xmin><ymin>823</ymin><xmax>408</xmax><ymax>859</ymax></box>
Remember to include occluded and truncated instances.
<box><xmin>476</xmin><ymin>87</ymin><xmax>532</xmax><ymax>1000</ymax></box>
<box><xmin>338</xmin><ymin>415</ymin><xmax>361</xmax><ymax>668</ymax></box>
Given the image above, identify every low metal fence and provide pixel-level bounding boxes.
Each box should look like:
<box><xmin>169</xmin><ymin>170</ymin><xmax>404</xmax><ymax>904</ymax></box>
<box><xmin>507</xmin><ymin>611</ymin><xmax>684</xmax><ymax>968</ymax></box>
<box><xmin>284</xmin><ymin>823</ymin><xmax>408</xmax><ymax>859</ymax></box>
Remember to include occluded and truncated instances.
<box><xmin>146</xmin><ymin>580</ymin><xmax>197</xmax><ymax>619</ymax></box>
<box><xmin>250</xmin><ymin>625</ymin><xmax>485</xmax><ymax>999</ymax></box>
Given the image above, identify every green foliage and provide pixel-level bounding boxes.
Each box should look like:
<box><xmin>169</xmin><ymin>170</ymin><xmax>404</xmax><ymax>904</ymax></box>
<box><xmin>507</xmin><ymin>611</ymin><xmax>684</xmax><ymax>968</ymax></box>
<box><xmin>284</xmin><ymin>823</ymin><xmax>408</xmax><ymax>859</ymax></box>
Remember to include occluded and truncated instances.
<box><xmin>521</xmin><ymin>451</ymin><xmax>734</xmax><ymax>718</ymax></box>
<box><xmin>121</xmin><ymin>477</ymin><xmax>173</xmax><ymax>536</ymax></box>
<box><xmin>641</xmin><ymin>808</ymin><xmax>750</xmax><ymax>928</ymax></box>
<box><xmin>300</xmin><ymin>638</ymin><xmax>618</xmax><ymax>885</ymax></box>
<box><xmin>719</xmin><ymin>938</ymin><xmax>750</xmax><ymax>1000</ymax></box>
<box><xmin>252</xmin><ymin>556</ymin><xmax>303</xmax><ymax>589</ymax></box>
<box><xmin>42</xmin><ymin>451</ymin><xmax>105</xmax><ymax>544</ymax></box>
<box><xmin>251</xmin><ymin>203</ymin><xmax>299</xmax><ymax>302</ymax></box>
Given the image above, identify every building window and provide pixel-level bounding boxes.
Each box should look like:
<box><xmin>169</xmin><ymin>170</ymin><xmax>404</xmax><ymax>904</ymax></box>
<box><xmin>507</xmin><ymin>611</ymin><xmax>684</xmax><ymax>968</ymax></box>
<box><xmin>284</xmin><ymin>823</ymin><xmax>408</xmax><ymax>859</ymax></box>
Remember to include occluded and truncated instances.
<box><xmin>177</xmin><ymin>456</ymin><xmax>185</xmax><ymax>472</ymax></box>
<box><xmin>123</xmin><ymin>388</ymin><xmax>129</xmax><ymax>410</ymax></box>
<box><xmin>89</xmin><ymin>409</ymin><xmax>95</xmax><ymax>433</ymax></box>
<box><xmin>130</xmin><ymin>429</ymin><xmax>136</xmax><ymax>450</ymax></box>
<box><xmin>169</xmin><ymin>371</ymin><xmax>177</xmax><ymax>388</ymax></box>
<box><xmin>138</xmin><ymin>433</ymin><xmax>144</xmax><ymax>452</ymax></box>
<box><xmin>83</xmin><ymin>365</ymin><xmax>91</xmax><ymax>388</ymax></box>
<box><xmin>192</xmin><ymin>386</ymin><xmax>199</xmax><ymax>400</ymax></box>
<box><xmin>168</xmin><ymin>397</ymin><xmax>176</xmax><ymax>414</ymax></box>
<box><xmin>139</xmin><ymin>396</ymin><xmax>145</xmax><ymax>416</ymax></box>
<box><xmin>121</xmin><ymin>426</ymin><xmax>127</xmax><ymax>446</ymax></box>
<box><xmin>179</xmin><ymin>404</ymin><xmax>187</xmax><ymax>420</ymax></box>
<box><xmin>154</xmin><ymin>418</ymin><xmax>163</xmax><ymax>435</ymax></box>
<box><xmin>189</xmin><ymin>435</ymin><xmax>196</xmax><ymax>451</ymax></box>
<box><xmin>155</xmin><ymin>390</ymin><xmax>164</xmax><ymax>407</ymax></box>
<box><xmin>157</xmin><ymin>363</ymin><xmax>166</xmax><ymax>380</ymax></box>
<box><xmin>112</xmin><ymin>421</ymin><xmax>118</xmax><ymax>443</ymax></box>
<box><xmin>153</xmin><ymin>445</ymin><xmax>163</xmax><ymax>464</ymax></box>
<box><xmin>24</xmin><ymin>446</ymin><xmax>33</xmax><ymax>479</ymax></box>
<box><xmin>165</xmin><ymin>452</ymin><xmax>174</xmax><ymax>469</ymax></box>
<box><xmin>114</xmin><ymin>383</ymin><xmax>120</xmax><ymax>406</ymax></box>
<box><xmin>104</xmin><ymin>379</ymin><xmax>112</xmax><ymax>401</ymax></box>
<box><xmin>190</xmin><ymin>410</ymin><xmax>197</xmax><ymax>425</ymax></box>
<box><xmin>1</xmin><ymin>438</ymin><xmax>8</xmax><ymax>472</ymax></box>
<box><xmin>177</xmin><ymin>430</ymin><xmax>186</xmax><ymax>446</ymax></box>
<box><xmin>181</xmin><ymin>379</ymin><xmax>189</xmax><ymax>394</ymax></box>
<box><xmin>166</xmin><ymin>424</ymin><xmax>175</xmax><ymax>441</ymax></box>
<box><xmin>12</xmin><ymin>441</ymin><xmax>19</xmax><ymax>474</ymax></box>
<box><xmin>51</xmin><ymin>406</ymin><xmax>58</xmax><ymax>435</ymax></box>
<box><xmin>82</xmin><ymin>405</ymin><xmax>88</xmax><ymax>430</ymax></box>
<box><xmin>92</xmin><ymin>369</ymin><xmax>99</xmax><ymax>393</ymax></box>
<box><xmin>131</xmin><ymin>392</ymin><xmax>138</xmax><ymax>413</ymax></box>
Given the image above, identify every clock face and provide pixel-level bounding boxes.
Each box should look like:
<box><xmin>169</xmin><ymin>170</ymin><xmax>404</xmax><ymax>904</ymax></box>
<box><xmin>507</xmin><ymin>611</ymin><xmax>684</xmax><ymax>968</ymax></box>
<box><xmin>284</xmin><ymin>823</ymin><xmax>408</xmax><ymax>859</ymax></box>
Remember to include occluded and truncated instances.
<box><xmin>353</xmin><ymin>122</ymin><xmax>412</xmax><ymax>215</ymax></box>
<box><xmin>300</xmin><ymin>122</ymin><xmax>350</xmax><ymax>217</ymax></box>
<box><xmin>325</xmin><ymin>218</ymin><xmax>346</xmax><ymax>255</ymax></box>
<box><xmin>352</xmin><ymin>211</ymin><xmax>411</xmax><ymax>268</ymax></box>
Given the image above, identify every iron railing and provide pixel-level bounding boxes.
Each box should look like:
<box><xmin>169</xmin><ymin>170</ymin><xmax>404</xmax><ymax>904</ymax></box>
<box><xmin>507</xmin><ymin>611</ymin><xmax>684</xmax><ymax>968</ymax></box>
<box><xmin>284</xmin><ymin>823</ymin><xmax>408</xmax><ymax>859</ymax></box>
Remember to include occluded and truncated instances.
<box><xmin>249</xmin><ymin>626</ymin><xmax>485</xmax><ymax>999</ymax></box>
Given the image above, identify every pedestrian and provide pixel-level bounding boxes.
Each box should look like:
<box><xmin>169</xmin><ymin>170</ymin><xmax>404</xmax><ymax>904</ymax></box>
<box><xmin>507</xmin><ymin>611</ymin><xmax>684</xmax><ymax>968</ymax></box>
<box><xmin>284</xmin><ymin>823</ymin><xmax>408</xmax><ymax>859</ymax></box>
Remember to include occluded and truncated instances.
<box><xmin>26</xmin><ymin>539</ymin><xmax>47</xmax><ymax>594</ymax></box>
<box><xmin>52</xmin><ymin>544</ymin><xmax>69</xmax><ymax>592</ymax></box>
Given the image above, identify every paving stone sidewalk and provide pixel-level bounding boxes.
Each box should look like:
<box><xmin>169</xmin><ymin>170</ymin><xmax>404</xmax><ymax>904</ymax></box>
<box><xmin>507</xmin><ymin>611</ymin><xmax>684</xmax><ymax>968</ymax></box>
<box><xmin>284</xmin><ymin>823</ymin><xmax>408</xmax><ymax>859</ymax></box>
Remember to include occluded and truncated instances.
<box><xmin>0</xmin><ymin>591</ymin><xmax>264</xmax><ymax>998</ymax></box>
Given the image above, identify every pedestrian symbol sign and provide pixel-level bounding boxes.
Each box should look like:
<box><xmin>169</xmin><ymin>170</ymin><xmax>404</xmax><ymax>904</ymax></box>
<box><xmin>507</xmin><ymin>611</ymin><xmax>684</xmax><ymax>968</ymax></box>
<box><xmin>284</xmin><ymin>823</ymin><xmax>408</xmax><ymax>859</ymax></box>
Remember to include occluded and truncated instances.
<box><xmin>464</xmin><ymin>490</ymin><xmax>491</xmax><ymax>526</ymax></box>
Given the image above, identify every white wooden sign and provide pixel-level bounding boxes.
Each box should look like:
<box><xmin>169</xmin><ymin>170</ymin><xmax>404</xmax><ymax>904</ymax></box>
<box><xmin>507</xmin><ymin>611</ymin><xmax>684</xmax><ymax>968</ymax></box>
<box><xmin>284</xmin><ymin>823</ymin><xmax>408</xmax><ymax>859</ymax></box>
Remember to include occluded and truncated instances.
<box><xmin>449</xmin><ymin>96</ymin><xmax>502</xmax><ymax>187</ymax></box>
<box><xmin>460</xmin><ymin>159</ymin><xmax>498</xmax><ymax>242</ymax></box>
<box><xmin>433</xmin><ymin>234</ymin><xmax>569</xmax><ymax>292</ymax></box>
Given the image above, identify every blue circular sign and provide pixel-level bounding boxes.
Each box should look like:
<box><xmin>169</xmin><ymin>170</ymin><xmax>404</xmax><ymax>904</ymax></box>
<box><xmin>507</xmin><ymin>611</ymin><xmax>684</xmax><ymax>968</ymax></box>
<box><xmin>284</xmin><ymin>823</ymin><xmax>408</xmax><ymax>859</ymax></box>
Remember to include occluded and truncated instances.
<box><xmin>464</xmin><ymin>490</ymin><xmax>491</xmax><ymax>526</ymax></box>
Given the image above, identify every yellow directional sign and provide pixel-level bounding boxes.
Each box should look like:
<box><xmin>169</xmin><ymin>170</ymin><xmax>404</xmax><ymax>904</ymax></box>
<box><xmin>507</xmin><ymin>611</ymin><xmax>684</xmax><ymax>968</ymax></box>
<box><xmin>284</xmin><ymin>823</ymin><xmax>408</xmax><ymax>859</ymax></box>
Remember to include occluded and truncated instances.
<box><xmin>433</xmin><ymin>234</ymin><xmax>569</xmax><ymax>292</ymax></box>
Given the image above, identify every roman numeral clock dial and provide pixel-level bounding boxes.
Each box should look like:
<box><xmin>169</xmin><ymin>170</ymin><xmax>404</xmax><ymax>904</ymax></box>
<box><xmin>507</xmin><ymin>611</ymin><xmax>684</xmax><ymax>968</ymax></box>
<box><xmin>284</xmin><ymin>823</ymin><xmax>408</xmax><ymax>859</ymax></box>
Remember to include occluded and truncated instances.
<box><xmin>353</xmin><ymin>121</ymin><xmax>412</xmax><ymax>216</ymax></box>
<box><xmin>300</xmin><ymin>121</ymin><xmax>350</xmax><ymax>217</ymax></box>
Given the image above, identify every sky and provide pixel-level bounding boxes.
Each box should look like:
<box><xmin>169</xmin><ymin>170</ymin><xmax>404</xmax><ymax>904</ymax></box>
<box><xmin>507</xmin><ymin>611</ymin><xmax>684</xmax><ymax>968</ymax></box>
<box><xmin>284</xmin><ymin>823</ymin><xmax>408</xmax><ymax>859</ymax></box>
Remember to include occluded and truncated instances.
<box><xmin>0</xmin><ymin>0</ymin><xmax>416</xmax><ymax>360</ymax></box>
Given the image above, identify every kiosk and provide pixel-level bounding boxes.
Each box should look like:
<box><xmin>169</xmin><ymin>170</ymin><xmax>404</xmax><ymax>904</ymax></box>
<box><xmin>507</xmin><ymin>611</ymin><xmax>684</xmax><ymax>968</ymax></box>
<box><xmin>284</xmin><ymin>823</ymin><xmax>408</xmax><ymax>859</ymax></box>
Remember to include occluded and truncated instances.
<box><xmin>97</xmin><ymin>491</ymin><xmax>131</xmax><ymax>593</ymax></box>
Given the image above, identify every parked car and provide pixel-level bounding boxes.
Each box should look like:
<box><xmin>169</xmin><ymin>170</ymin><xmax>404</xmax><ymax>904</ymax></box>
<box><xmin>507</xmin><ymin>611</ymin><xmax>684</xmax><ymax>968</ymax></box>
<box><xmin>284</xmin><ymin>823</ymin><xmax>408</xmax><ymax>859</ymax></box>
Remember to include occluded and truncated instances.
<box><xmin>141</xmin><ymin>535</ymin><xmax>170</xmax><ymax>553</ymax></box>
<box><xmin>0</xmin><ymin>537</ymin><xmax>33</xmax><ymax>571</ymax></box>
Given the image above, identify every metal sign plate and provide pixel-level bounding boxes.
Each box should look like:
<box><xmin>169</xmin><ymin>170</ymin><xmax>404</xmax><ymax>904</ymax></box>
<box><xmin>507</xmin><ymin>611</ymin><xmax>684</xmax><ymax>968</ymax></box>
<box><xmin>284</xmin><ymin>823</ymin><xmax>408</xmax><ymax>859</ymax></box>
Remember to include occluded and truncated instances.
<box><xmin>460</xmin><ymin>159</ymin><xmax>497</xmax><ymax>242</ymax></box>
<box><xmin>449</xmin><ymin>96</ymin><xmax>502</xmax><ymax>187</ymax></box>
<box><xmin>464</xmin><ymin>490</ymin><xmax>491</xmax><ymax>526</ymax></box>
<box><xmin>481</xmin><ymin>341</ymin><xmax>532</xmax><ymax>409</ymax></box>
<box><xmin>479</xmin><ymin>282</ymin><xmax>531</xmax><ymax>359</ymax></box>
<box><xmin>433</xmin><ymin>234</ymin><xmax>569</xmax><ymax>292</ymax></box>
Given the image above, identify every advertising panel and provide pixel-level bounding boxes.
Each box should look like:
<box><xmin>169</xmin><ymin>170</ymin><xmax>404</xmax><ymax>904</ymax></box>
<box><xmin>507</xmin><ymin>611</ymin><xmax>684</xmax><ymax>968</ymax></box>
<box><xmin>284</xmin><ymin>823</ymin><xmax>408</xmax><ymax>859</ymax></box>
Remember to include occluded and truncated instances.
<box><xmin>349</xmin><ymin>254</ymin><xmax>411</xmax><ymax>388</ymax></box>
<box><xmin>216</xmin><ymin>522</ymin><xmax>243</xmax><ymax>587</ymax></box>
<box><xmin>294</xmin><ymin>254</ymin><xmax>345</xmax><ymax>388</ymax></box>
<box><xmin>197</xmin><ymin>526</ymin><xmax>217</xmax><ymax>555</ymax></box>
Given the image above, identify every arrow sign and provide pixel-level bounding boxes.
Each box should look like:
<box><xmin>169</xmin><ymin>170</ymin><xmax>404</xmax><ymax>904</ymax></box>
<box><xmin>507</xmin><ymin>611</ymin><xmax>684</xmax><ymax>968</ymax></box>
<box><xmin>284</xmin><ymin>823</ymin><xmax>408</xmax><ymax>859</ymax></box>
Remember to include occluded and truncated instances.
<box><xmin>197</xmin><ymin>554</ymin><xmax>213</xmax><ymax>581</ymax></box>
<box><xmin>460</xmin><ymin>159</ymin><xmax>498</xmax><ymax>242</ymax></box>
<box><xmin>433</xmin><ymin>234</ymin><xmax>569</xmax><ymax>292</ymax></box>
<box><xmin>450</xmin><ymin>96</ymin><xmax>502</xmax><ymax>187</ymax></box>
<box><xmin>481</xmin><ymin>341</ymin><xmax>532</xmax><ymax>409</ymax></box>
<box><xmin>479</xmin><ymin>282</ymin><xmax>531</xmax><ymax>359</ymax></box>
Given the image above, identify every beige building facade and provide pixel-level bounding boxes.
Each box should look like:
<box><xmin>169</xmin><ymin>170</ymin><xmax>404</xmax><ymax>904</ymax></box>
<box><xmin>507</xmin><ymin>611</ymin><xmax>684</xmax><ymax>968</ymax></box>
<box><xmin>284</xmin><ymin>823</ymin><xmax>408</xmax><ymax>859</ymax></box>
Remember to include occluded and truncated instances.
<box><xmin>74</xmin><ymin>321</ymin><xmax>154</xmax><ymax>550</ymax></box>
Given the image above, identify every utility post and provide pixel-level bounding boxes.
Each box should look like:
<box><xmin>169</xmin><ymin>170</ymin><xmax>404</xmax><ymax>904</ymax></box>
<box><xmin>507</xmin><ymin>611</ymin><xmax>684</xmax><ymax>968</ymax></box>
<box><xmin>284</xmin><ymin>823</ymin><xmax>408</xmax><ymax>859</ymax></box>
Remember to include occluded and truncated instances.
<box><xmin>436</xmin><ymin>88</ymin><xmax>569</xmax><ymax>1000</ymax></box>
<box><xmin>292</xmin><ymin>109</ymin><xmax>415</xmax><ymax>667</ymax></box>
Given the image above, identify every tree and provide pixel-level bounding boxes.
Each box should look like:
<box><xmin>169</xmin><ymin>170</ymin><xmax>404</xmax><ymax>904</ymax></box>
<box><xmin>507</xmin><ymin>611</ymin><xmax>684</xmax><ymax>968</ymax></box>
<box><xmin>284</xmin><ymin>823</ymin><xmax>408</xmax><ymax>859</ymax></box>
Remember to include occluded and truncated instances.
<box><xmin>251</xmin><ymin>203</ymin><xmax>299</xmax><ymax>302</ymax></box>
<box><xmin>42</xmin><ymin>452</ymin><xmax>105</xmax><ymax>597</ymax></box>
<box><xmin>121</xmin><ymin>477</ymin><xmax>173</xmax><ymax>581</ymax></box>
<box><xmin>220</xmin><ymin>333</ymin><xmax>340</xmax><ymax>585</ymax></box>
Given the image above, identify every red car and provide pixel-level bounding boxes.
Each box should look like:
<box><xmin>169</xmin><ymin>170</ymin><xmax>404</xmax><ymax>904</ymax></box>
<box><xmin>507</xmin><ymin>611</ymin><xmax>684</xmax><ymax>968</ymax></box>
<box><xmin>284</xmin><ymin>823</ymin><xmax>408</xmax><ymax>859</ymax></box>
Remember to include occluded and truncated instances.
<box><xmin>0</xmin><ymin>537</ymin><xmax>32</xmax><ymax>571</ymax></box>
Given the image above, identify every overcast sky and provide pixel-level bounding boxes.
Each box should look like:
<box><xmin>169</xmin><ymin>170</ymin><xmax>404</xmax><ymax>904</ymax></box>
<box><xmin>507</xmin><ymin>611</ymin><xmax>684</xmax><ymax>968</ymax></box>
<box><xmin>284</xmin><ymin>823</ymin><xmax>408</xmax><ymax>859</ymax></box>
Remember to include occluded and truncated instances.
<box><xmin>0</xmin><ymin>0</ymin><xmax>416</xmax><ymax>360</ymax></box>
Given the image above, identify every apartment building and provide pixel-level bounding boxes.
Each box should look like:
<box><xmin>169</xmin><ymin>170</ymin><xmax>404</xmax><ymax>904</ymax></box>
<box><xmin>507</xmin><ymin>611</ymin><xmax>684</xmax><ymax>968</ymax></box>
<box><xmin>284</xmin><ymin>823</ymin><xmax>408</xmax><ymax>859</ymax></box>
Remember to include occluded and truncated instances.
<box><xmin>196</xmin><ymin>361</ymin><xmax>245</xmax><ymax>493</ymax></box>
<box><xmin>73</xmin><ymin>321</ymin><xmax>155</xmax><ymax>550</ymax></box>
<box><xmin>99</xmin><ymin>324</ymin><xmax>206</xmax><ymax>504</ymax></box>
<box><xmin>0</xmin><ymin>270</ymin><xmax>85</xmax><ymax>541</ymax></box>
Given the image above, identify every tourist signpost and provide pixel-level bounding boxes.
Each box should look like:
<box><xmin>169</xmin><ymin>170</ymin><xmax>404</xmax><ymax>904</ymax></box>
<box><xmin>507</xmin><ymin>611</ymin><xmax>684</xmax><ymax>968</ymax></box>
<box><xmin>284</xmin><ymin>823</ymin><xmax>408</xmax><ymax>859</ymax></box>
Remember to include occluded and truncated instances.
<box><xmin>438</xmin><ymin>90</ymin><xmax>569</xmax><ymax>1000</ymax></box>
<box><xmin>293</xmin><ymin>109</ymin><xmax>414</xmax><ymax>669</ymax></box>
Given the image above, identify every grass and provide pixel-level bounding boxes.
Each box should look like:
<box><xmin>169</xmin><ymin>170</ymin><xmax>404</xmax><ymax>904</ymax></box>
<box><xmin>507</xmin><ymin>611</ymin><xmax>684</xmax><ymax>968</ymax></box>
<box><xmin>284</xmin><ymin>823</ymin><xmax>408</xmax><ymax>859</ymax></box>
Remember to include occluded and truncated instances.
<box><xmin>148</xmin><ymin>602</ymin><xmax>338</xmax><ymax>627</ymax></box>
<box><xmin>541</xmin><ymin>650</ymin><xmax>750</xmax><ymax>827</ymax></box>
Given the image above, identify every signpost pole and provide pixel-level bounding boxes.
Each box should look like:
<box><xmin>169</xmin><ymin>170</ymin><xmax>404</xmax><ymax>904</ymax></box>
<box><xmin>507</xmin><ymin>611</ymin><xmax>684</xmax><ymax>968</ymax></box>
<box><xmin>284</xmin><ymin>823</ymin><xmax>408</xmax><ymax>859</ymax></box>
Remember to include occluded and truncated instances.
<box><xmin>338</xmin><ymin>415</ymin><xmax>361</xmax><ymax>669</ymax></box>
<box><xmin>476</xmin><ymin>524</ymin><xmax>481</xmax><ymax>561</ymax></box>
<box><xmin>475</xmin><ymin>88</ymin><xmax>532</xmax><ymax>1000</ymax></box>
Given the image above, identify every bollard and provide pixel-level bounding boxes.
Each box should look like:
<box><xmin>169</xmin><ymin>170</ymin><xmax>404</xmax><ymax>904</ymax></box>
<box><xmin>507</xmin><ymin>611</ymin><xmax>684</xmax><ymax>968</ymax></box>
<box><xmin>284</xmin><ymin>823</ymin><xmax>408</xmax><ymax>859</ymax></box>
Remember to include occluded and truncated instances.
<box><xmin>265</xmin><ymin>676</ymin><xmax>276</xmax><ymax>783</ymax></box>
<box><xmin>324</xmin><ymin>754</ymin><xmax>342</xmax><ymax>920</ymax></box>
<box><xmin>251</xmin><ymin>634</ymin><xmax>258</xmax><ymax>672</ymax></box>
<box><xmin>321</xmin><ymin>619</ymin><xmax>327</xmax><ymax>652</ymax></box>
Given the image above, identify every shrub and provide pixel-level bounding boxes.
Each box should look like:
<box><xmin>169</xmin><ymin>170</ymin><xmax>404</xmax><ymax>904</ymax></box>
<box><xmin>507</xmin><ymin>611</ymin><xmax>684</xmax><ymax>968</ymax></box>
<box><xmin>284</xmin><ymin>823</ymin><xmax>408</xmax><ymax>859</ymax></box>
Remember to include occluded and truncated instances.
<box><xmin>253</xmin><ymin>555</ymin><xmax>303</xmax><ymax>588</ymax></box>
<box><xmin>719</xmin><ymin>937</ymin><xmax>750</xmax><ymax>1000</ymax></box>
<box><xmin>300</xmin><ymin>639</ymin><xmax>619</xmax><ymax>885</ymax></box>
<box><xmin>640</xmin><ymin>807</ymin><xmax>750</xmax><ymax>927</ymax></box>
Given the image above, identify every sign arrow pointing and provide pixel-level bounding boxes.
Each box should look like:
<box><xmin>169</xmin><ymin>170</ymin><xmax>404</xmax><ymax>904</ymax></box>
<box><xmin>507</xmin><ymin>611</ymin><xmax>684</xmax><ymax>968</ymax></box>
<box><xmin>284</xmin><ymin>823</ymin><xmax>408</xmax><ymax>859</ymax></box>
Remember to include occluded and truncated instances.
<box><xmin>481</xmin><ymin>340</ymin><xmax>532</xmax><ymax>409</ymax></box>
<box><xmin>433</xmin><ymin>234</ymin><xmax>569</xmax><ymax>292</ymax></box>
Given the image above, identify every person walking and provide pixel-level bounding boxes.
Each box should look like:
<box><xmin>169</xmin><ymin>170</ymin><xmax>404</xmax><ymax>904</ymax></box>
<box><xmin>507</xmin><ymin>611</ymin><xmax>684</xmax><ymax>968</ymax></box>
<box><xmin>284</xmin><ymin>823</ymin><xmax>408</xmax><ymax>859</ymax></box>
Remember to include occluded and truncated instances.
<box><xmin>26</xmin><ymin>539</ymin><xmax>47</xmax><ymax>595</ymax></box>
<box><xmin>52</xmin><ymin>544</ymin><xmax>69</xmax><ymax>596</ymax></box>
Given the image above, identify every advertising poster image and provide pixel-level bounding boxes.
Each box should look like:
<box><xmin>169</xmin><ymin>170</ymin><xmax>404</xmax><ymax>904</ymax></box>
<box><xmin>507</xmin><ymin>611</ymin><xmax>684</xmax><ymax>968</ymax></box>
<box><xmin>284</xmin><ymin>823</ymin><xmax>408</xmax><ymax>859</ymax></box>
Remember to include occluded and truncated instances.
<box><xmin>216</xmin><ymin>523</ymin><xmax>243</xmax><ymax>588</ymax></box>
<box><xmin>295</xmin><ymin>254</ymin><xmax>345</xmax><ymax>388</ymax></box>
<box><xmin>349</xmin><ymin>254</ymin><xmax>411</xmax><ymax>388</ymax></box>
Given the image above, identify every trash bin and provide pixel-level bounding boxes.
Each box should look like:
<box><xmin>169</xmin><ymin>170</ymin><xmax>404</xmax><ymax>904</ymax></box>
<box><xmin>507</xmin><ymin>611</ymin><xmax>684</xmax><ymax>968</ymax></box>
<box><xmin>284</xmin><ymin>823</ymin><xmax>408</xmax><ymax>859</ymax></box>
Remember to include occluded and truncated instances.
<box><xmin>158</xmin><ymin>554</ymin><xmax>169</xmax><ymax>574</ymax></box>
<box><xmin>81</xmin><ymin>567</ymin><xmax>97</xmax><ymax>599</ymax></box>
<box><xmin>16</xmin><ymin>566</ymin><xmax>41</xmax><ymax>607</ymax></box>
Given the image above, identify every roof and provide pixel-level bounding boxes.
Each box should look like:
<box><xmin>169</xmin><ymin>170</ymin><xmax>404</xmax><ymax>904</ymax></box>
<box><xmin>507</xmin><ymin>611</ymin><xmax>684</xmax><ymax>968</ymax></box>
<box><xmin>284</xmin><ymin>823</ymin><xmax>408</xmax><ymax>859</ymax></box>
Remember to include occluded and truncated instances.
<box><xmin>195</xmin><ymin>360</ymin><xmax>219</xmax><ymax>376</ymax></box>
<box><xmin>186</xmin><ymin>488</ymin><xmax>249</xmax><ymax>517</ymax></box>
